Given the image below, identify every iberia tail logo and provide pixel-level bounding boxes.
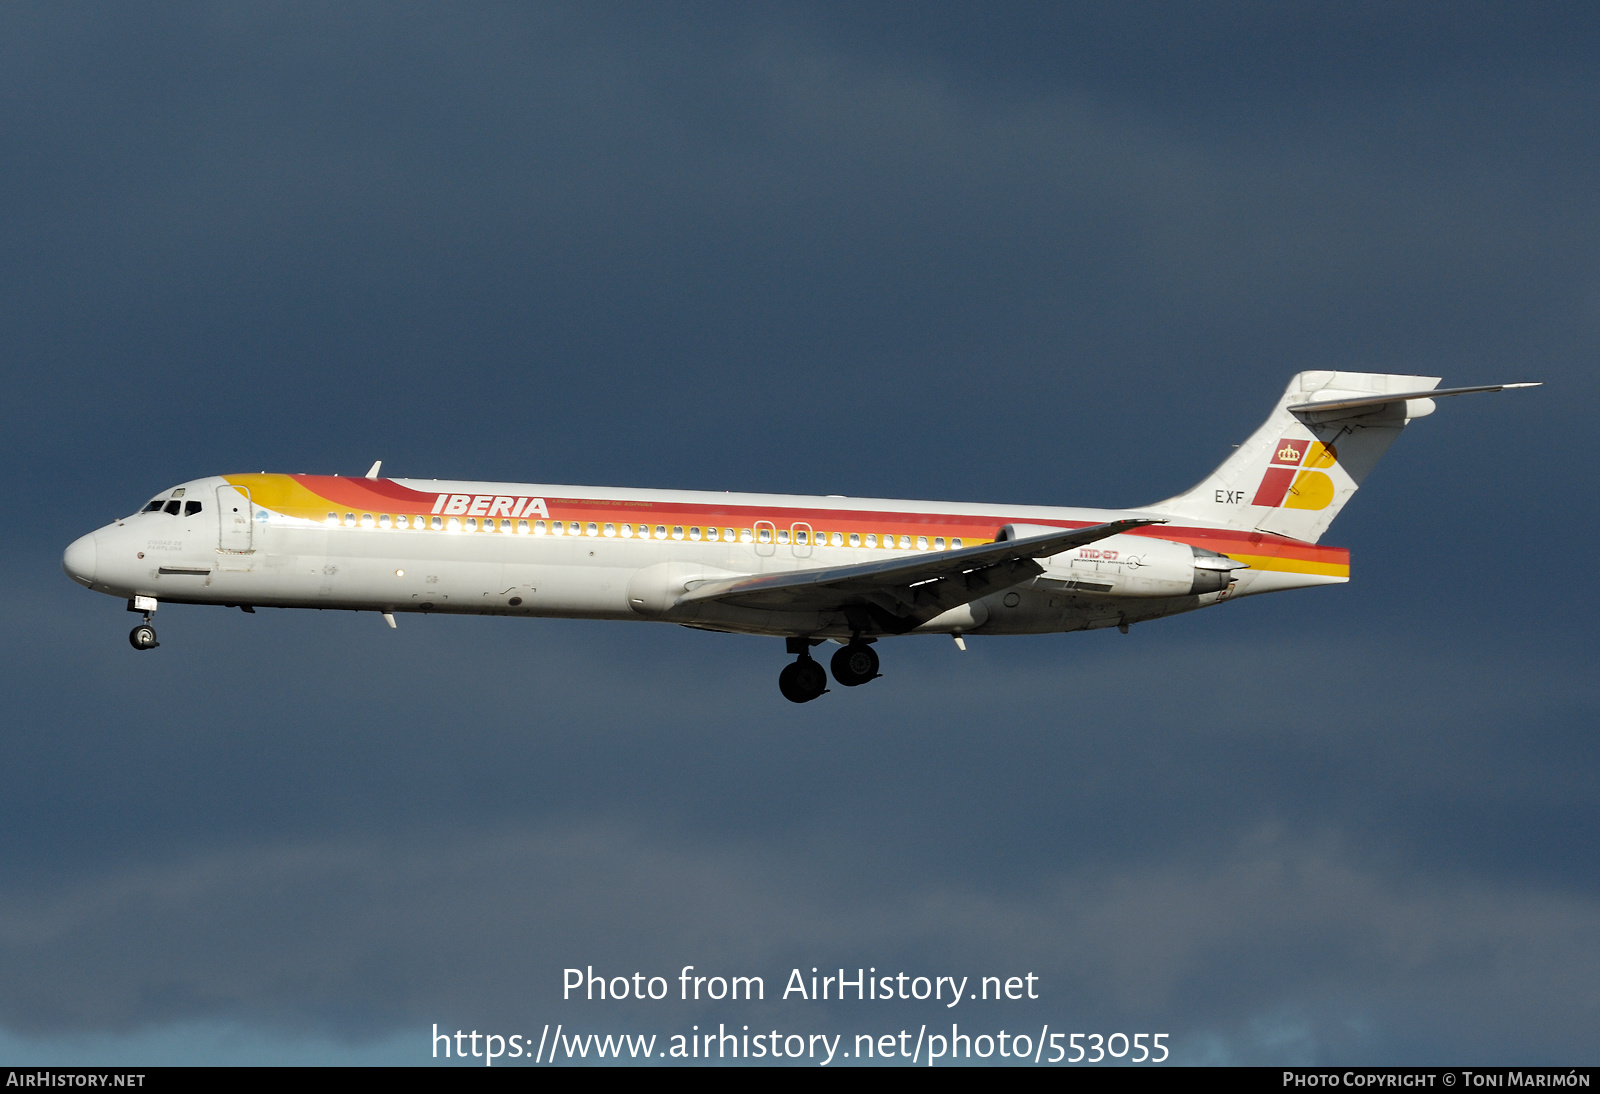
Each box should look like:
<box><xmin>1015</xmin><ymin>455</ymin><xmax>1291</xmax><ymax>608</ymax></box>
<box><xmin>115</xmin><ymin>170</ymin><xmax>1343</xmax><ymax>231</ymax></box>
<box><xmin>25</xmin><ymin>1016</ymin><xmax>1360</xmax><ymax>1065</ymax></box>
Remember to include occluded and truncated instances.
<box><xmin>1251</xmin><ymin>437</ymin><xmax>1337</xmax><ymax>510</ymax></box>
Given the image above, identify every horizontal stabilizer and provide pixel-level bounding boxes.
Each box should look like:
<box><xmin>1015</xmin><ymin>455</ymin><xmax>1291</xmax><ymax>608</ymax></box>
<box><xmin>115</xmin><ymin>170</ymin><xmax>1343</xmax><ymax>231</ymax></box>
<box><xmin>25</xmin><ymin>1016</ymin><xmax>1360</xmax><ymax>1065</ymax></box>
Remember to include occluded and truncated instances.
<box><xmin>1289</xmin><ymin>382</ymin><xmax>1541</xmax><ymax>421</ymax></box>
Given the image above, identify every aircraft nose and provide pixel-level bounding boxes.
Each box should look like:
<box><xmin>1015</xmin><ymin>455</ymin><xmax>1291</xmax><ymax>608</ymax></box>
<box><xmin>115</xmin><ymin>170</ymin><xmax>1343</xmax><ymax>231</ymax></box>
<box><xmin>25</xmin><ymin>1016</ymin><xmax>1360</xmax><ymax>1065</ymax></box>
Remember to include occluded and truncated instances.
<box><xmin>62</xmin><ymin>533</ymin><xmax>97</xmax><ymax>587</ymax></box>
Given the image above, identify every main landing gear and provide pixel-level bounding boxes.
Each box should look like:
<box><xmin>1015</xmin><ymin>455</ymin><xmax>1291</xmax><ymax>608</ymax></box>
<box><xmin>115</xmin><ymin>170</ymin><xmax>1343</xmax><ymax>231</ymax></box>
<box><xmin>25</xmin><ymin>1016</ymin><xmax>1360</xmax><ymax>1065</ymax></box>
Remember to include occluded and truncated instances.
<box><xmin>778</xmin><ymin>653</ymin><xmax>828</xmax><ymax>704</ymax></box>
<box><xmin>829</xmin><ymin>642</ymin><xmax>879</xmax><ymax>687</ymax></box>
<box><xmin>778</xmin><ymin>638</ymin><xmax>880</xmax><ymax>703</ymax></box>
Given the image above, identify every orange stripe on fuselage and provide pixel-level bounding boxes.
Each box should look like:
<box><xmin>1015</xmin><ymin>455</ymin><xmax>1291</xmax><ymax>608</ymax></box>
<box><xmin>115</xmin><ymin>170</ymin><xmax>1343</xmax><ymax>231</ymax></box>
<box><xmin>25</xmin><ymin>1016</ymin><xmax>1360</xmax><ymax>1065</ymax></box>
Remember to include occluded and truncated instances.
<box><xmin>226</xmin><ymin>474</ymin><xmax>1350</xmax><ymax>576</ymax></box>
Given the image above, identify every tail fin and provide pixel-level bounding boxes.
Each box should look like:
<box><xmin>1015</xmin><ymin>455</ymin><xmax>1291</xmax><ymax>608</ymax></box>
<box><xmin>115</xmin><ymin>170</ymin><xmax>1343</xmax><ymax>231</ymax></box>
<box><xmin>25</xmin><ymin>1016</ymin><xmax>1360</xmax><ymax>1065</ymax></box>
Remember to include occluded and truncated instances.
<box><xmin>1148</xmin><ymin>371</ymin><xmax>1528</xmax><ymax>543</ymax></box>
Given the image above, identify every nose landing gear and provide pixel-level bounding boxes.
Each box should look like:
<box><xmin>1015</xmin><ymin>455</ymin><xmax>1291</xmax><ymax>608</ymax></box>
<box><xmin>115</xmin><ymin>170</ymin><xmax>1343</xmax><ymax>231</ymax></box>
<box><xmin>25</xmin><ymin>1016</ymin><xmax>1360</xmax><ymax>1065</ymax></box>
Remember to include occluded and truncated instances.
<box><xmin>127</xmin><ymin>598</ymin><xmax>159</xmax><ymax>650</ymax></box>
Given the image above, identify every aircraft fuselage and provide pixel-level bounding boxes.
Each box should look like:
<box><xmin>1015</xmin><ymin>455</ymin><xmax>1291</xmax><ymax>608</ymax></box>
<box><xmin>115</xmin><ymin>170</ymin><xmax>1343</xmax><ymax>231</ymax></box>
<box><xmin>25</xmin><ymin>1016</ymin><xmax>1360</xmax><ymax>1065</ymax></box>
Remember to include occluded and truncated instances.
<box><xmin>63</xmin><ymin>473</ymin><xmax>1347</xmax><ymax>641</ymax></box>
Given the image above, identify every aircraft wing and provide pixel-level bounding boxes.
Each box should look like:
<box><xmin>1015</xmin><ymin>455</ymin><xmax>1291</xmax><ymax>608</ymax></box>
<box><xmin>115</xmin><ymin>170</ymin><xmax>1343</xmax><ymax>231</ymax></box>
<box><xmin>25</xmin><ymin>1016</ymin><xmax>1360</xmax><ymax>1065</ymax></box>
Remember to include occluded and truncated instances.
<box><xmin>677</xmin><ymin>518</ymin><xmax>1164</xmax><ymax>632</ymax></box>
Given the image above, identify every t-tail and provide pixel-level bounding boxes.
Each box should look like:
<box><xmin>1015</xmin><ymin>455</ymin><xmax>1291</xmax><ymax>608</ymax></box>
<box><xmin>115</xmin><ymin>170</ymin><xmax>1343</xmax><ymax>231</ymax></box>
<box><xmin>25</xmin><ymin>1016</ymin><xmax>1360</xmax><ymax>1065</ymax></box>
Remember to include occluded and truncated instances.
<box><xmin>1149</xmin><ymin>371</ymin><xmax>1540</xmax><ymax>544</ymax></box>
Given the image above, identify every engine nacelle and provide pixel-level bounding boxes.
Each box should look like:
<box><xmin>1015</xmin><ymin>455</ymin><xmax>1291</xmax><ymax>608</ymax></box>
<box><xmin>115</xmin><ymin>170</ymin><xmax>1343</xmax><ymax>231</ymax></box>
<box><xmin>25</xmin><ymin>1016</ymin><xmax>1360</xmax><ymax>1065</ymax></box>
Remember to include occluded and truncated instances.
<box><xmin>997</xmin><ymin>524</ymin><xmax>1246</xmax><ymax>598</ymax></box>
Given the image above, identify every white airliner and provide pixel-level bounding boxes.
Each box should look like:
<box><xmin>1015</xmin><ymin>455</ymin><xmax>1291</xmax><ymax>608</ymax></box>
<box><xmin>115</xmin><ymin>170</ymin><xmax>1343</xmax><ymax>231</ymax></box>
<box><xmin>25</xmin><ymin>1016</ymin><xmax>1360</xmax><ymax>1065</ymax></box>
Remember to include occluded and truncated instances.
<box><xmin>63</xmin><ymin>372</ymin><xmax>1535</xmax><ymax>702</ymax></box>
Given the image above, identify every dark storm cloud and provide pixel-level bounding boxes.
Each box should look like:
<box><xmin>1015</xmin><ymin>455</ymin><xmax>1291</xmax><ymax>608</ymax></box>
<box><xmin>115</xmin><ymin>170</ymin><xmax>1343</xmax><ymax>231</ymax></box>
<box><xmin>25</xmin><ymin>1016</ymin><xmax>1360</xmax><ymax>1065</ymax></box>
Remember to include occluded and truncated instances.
<box><xmin>6</xmin><ymin>2</ymin><xmax>1594</xmax><ymax>509</ymax></box>
<box><xmin>2</xmin><ymin>2</ymin><xmax>1597</xmax><ymax>1065</ymax></box>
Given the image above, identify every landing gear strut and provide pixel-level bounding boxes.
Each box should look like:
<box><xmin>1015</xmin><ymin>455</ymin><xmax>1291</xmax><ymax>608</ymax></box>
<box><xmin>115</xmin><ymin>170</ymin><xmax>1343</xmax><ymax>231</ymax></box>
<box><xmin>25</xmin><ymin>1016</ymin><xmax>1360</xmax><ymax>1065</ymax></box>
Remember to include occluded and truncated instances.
<box><xmin>778</xmin><ymin>639</ymin><xmax>828</xmax><ymax>704</ymax></box>
<box><xmin>127</xmin><ymin>597</ymin><xmax>159</xmax><ymax>651</ymax></box>
<box><xmin>830</xmin><ymin>642</ymin><xmax>879</xmax><ymax>687</ymax></box>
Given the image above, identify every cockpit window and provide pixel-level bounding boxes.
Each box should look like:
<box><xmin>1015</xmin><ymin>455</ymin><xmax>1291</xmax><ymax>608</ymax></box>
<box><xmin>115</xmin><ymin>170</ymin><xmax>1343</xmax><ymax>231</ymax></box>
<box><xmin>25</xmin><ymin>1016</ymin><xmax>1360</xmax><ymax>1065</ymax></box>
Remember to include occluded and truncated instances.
<box><xmin>163</xmin><ymin>500</ymin><xmax>181</xmax><ymax>515</ymax></box>
<box><xmin>184</xmin><ymin>501</ymin><xmax>203</xmax><ymax>516</ymax></box>
<box><xmin>144</xmin><ymin>500</ymin><xmax>165</xmax><ymax>512</ymax></box>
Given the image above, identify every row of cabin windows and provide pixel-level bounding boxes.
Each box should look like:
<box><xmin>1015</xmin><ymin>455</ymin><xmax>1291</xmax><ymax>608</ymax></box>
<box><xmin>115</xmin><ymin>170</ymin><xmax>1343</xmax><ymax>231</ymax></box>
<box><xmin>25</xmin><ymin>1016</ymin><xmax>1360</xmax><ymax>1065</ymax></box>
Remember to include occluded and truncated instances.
<box><xmin>319</xmin><ymin>511</ymin><xmax>962</xmax><ymax>550</ymax></box>
<box><xmin>145</xmin><ymin>499</ymin><xmax>203</xmax><ymax>516</ymax></box>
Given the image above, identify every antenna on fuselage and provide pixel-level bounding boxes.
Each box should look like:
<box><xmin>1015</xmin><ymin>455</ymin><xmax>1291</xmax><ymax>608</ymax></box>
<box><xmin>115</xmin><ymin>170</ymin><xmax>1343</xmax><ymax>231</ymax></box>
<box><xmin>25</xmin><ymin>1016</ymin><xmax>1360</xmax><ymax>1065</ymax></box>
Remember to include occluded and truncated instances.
<box><xmin>365</xmin><ymin>460</ymin><xmax>382</xmax><ymax>479</ymax></box>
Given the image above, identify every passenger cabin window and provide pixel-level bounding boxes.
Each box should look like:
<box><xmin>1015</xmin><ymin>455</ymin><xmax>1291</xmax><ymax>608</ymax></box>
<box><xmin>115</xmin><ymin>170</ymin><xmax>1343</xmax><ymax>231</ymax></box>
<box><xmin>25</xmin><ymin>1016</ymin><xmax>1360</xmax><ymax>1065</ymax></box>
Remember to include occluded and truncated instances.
<box><xmin>163</xmin><ymin>500</ymin><xmax>181</xmax><ymax>515</ymax></box>
<box><xmin>864</xmin><ymin>534</ymin><xmax>876</xmax><ymax>547</ymax></box>
<box><xmin>184</xmin><ymin>501</ymin><xmax>203</xmax><ymax>516</ymax></box>
<box><xmin>794</xmin><ymin>530</ymin><xmax>808</xmax><ymax>545</ymax></box>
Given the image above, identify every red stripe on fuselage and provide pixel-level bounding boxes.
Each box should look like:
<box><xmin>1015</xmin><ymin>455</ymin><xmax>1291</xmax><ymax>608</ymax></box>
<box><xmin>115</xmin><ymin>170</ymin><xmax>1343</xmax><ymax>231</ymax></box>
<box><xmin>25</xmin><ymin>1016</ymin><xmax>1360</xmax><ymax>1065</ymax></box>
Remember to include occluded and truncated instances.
<box><xmin>288</xmin><ymin>476</ymin><xmax>1348</xmax><ymax>566</ymax></box>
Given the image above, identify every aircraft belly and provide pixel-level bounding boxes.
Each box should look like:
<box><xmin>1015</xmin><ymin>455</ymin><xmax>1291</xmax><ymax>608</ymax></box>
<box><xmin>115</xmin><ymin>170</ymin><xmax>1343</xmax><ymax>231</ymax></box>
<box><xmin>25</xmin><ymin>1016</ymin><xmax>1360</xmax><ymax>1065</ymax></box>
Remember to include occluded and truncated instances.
<box><xmin>971</xmin><ymin>585</ymin><xmax>1206</xmax><ymax>635</ymax></box>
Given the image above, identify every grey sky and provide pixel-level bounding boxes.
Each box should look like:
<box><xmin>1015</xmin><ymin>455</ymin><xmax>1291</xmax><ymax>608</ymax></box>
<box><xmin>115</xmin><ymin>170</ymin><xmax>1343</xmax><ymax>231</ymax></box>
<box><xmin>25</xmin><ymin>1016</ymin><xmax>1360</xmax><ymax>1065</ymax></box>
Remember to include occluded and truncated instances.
<box><xmin>3</xmin><ymin>2</ymin><xmax>1596</xmax><ymax>1064</ymax></box>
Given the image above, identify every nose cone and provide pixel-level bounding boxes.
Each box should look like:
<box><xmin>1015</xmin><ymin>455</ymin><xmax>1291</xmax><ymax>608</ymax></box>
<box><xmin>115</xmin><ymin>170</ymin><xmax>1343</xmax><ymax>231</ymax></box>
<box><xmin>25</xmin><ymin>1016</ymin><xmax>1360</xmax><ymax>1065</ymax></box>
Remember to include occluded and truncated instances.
<box><xmin>62</xmin><ymin>533</ymin><xmax>97</xmax><ymax>587</ymax></box>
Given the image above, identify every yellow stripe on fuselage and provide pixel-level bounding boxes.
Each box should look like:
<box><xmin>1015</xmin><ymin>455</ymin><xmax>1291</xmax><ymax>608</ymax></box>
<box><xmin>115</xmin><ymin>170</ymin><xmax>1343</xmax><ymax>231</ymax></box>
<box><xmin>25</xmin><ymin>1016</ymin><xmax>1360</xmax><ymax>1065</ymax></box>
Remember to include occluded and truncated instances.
<box><xmin>1229</xmin><ymin>552</ymin><xmax>1349</xmax><ymax>578</ymax></box>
